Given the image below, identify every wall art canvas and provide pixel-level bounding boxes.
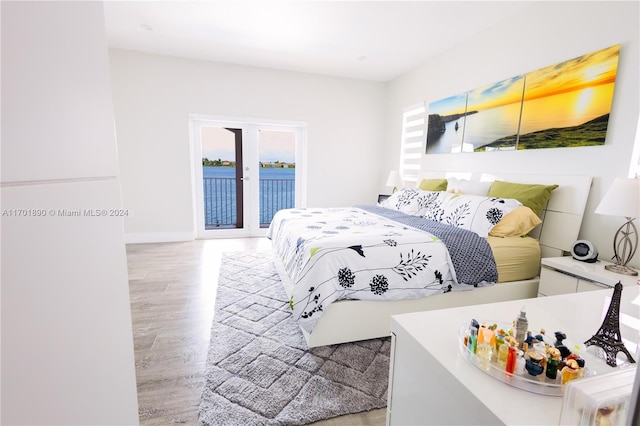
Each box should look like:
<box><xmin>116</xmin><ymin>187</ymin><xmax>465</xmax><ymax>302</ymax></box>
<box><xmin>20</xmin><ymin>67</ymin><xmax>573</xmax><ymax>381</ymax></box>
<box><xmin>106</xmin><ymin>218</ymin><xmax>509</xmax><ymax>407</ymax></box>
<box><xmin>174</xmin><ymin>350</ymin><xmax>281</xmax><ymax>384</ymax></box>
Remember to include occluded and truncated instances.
<box><xmin>425</xmin><ymin>44</ymin><xmax>620</xmax><ymax>154</ymax></box>
<box><xmin>425</xmin><ymin>93</ymin><xmax>468</xmax><ymax>154</ymax></box>
<box><xmin>462</xmin><ymin>76</ymin><xmax>525</xmax><ymax>152</ymax></box>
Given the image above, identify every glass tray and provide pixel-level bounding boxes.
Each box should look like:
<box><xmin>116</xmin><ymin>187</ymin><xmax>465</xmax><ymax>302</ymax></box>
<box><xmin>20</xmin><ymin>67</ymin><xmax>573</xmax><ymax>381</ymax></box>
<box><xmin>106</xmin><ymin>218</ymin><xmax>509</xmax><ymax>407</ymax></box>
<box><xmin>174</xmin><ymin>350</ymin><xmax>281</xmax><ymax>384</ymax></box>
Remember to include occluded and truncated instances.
<box><xmin>457</xmin><ymin>322</ymin><xmax>597</xmax><ymax>397</ymax></box>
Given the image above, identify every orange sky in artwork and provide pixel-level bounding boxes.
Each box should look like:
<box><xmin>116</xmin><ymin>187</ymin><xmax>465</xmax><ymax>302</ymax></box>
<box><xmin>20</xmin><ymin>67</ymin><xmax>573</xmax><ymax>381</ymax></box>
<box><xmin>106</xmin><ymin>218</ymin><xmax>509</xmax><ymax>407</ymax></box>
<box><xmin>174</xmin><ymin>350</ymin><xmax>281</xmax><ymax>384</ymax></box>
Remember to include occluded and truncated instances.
<box><xmin>431</xmin><ymin>45</ymin><xmax>619</xmax><ymax>116</ymax></box>
<box><xmin>522</xmin><ymin>44</ymin><xmax>620</xmax><ymax>102</ymax></box>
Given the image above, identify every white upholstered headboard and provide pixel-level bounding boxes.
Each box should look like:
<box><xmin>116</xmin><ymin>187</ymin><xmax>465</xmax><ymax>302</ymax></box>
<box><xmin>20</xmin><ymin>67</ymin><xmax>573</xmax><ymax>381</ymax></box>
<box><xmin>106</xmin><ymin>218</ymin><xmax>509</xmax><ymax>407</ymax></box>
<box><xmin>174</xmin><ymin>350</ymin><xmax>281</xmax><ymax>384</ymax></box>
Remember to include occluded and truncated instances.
<box><xmin>416</xmin><ymin>171</ymin><xmax>593</xmax><ymax>259</ymax></box>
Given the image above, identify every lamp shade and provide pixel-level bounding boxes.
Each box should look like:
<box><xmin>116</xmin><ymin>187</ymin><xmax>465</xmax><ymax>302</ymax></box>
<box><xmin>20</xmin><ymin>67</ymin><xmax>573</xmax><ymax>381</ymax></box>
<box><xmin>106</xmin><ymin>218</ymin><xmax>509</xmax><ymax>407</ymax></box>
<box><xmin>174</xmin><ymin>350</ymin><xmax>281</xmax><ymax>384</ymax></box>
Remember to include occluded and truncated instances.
<box><xmin>595</xmin><ymin>178</ymin><xmax>640</xmax><ymax>218</ymax></box>
<box><xmin>386</xmin><ymin>171</ymin><xmax>404</xmax><ymax>188</ymax></box>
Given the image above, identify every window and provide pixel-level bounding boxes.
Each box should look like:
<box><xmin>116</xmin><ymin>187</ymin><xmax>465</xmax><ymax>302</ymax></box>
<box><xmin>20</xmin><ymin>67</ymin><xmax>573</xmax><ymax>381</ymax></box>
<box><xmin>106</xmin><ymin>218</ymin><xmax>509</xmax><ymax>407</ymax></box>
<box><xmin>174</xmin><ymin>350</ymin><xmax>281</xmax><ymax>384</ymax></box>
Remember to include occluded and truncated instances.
<box><xmin>399</xmin><ymin>103</ymin><xmax>426</xmax><ymax>185</ymax></box>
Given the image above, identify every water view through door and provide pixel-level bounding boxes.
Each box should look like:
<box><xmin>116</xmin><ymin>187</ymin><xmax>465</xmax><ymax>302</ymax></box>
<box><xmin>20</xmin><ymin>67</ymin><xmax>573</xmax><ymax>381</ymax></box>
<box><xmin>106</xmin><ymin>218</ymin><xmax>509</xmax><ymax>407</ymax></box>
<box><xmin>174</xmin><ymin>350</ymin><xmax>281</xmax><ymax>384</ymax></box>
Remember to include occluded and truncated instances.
<box><xmin>257</xmin><ymin>129</ymin><xmax>296</xmax><ymax>227</ymax></box>
<box><xmin>197</xmin><ymin>122</ymin><xmax>298</xmax><ymax>237</ymax></box>
<box><xmin>202</xmin><ymin>127</ymin><xmax>244</xmax><ymax>229</ymax></box>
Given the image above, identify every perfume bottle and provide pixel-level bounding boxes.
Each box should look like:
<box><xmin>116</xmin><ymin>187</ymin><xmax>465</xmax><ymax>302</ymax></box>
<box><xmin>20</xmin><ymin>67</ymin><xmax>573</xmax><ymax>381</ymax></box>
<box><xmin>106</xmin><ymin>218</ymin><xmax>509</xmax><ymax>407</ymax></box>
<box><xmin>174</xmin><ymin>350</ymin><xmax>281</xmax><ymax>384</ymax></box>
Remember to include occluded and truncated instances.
<box><xmin>468</xmin><ymin>327</ymin><xmax>477</xmax><ymax>354</ymax></box>
<box><xmin>477</xmin><ymin>327</ymin><xmax>494</xmax><ymax>358</ymax></box>
<box><xmin>525</xmin><ymin>351</ymin><xmax>545</xmax><ymax>376</ymax></box>
<box><xmin>477</xmin><ymin>326</ymin><xmax>495</xmax><ymax>370</ymax></box>
<box><xmin>561</xmin><ymin>359</ymin><xmax>580</xmax><ymax>384</ymax></box>
<box><xmin>515</xmin><ymin>350</ymin><xmax>525</xmax><ymax>375</ymax></box>
<box><xmin>506</xmin><ymin>343</ymin><xmax>517</xmax><ymax>374</ymax></box>
<box><xmin>515</xmin><ymin>307</ymin><xmax>528</xmax><ymax>350</ymax></box>
<box><xmin>546</xmin><ymin>354</ymin><xmax>559</xmax><ymax>380</ymax></box>
<box><xmin>497</xmin><ymin>341</ymin><xmax>509</xmax><ymax>367</ymax></box>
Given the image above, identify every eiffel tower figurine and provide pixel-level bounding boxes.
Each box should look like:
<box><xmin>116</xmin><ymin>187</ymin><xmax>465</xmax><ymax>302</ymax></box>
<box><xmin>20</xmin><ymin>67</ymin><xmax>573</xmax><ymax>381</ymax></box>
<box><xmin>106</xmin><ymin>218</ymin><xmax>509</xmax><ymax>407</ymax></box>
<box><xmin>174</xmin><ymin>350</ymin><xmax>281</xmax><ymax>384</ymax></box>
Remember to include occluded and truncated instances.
<box><xmin>584</xmin><ymin>282</ymin><xmax>636</xmax><ymax>367</ymax></box>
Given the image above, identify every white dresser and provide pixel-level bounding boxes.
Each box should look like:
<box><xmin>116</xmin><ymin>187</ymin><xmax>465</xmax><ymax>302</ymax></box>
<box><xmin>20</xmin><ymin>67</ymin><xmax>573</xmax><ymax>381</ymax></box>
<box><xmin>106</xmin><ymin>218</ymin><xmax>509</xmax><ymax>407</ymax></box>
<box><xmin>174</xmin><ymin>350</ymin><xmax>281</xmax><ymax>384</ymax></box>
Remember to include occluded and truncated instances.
<box><xmin>387</xmin><ymin>285</ymin><xmax>640</xmax><ymax>425</ymax></box>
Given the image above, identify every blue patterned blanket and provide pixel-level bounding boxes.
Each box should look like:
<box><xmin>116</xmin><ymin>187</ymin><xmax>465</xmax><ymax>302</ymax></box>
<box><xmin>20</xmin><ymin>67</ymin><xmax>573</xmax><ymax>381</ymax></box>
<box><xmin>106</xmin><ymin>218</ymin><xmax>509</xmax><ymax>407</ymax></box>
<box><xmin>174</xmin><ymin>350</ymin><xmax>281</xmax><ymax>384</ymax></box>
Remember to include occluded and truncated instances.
<box><xmin>356</xmin><ymin>205</ymin><xmax>498</xmax><ymax>285</ymax></box>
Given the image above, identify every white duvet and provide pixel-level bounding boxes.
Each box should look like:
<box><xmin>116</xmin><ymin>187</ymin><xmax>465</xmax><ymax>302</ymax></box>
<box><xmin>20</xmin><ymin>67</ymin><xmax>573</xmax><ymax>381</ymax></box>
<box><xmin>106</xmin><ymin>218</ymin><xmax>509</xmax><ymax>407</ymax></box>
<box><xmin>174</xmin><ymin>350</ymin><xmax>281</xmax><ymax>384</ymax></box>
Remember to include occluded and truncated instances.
<box><xmin>267</xmin><ymin>207</ymin><xmax>457</xmax><ymax>334</ymax></box>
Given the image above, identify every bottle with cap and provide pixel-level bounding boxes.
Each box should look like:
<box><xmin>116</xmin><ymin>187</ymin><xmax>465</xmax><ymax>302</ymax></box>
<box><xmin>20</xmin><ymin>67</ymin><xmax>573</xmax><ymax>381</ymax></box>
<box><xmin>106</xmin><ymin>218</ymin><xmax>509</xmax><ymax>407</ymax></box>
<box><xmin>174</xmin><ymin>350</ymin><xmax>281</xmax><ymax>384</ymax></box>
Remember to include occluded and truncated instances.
<box><xmin>515</xmin><ymin>307</ymin><xmax>528</xmax><ymax>350</ymax></box>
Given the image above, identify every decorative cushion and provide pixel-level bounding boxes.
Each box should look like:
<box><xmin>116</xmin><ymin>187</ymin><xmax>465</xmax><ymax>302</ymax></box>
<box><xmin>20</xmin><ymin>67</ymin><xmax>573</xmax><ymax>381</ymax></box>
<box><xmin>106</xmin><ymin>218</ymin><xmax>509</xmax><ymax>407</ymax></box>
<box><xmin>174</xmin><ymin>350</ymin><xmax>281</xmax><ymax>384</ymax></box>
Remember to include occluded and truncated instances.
<box><xmin>418</xmin><ymin>192</ymin><xmax>522</xmax><ymax>238</ymax></box>
<box><xmin>446</xmin><ymin>177</ymin><xmax>492</xmax><ymax>196</ymax></box>
<box><xmin>489</xmin><ymin>206</ymin><xmax>542</xmax><ymax>237</ymax></box>
<box><xmin>488</xmin><ymin>181</ymin><xmax>558</xmax><ymax>217</ymax></box>
<box><xmin>379</xmin><ymin>188</ymin><xmax>440</xmax><ymax>215</ymax></box>
<box><xmin>418</xmin><ymin>178</ymin><xmax>448</xmax><ymax>191</ymax></box>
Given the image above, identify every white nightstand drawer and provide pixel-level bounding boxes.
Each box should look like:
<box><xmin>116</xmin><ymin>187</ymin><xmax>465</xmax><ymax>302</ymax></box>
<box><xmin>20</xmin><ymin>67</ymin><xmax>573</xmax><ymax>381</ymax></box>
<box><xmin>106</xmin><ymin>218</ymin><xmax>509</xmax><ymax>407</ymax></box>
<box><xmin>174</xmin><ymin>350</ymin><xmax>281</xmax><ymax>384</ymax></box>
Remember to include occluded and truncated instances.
<box><xmin>539</xmin><ymin>256</ymin><xmax>638</xmax><ymax>297</ymax></box>
<box><xmin>576</xmin><ymin>279</ymin><xmax>612</xmax><ymax>292</ymax></box>
<box><xmin>539</xmin><ymin>267</ymin><xmax>578</xmax><ymax>296</ymax></box>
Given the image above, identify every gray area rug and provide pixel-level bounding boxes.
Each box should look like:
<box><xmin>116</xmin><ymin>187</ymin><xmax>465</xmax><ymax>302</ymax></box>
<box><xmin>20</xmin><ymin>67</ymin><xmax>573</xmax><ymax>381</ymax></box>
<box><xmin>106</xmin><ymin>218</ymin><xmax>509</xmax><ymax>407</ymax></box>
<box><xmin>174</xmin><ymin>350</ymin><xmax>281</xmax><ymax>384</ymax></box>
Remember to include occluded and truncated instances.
<box><xmin>198</xmin><ymin>250</ymin><xmax>390</xmax><ymax>425</ymax></box>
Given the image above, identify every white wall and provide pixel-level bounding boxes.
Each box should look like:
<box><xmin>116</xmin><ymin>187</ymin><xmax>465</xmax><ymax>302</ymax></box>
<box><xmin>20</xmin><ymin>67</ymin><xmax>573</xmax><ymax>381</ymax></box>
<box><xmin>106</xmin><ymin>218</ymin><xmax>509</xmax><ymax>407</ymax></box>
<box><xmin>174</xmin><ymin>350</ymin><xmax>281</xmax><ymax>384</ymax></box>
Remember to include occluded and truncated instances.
<box><xmin>109</xmin><ymin>50</ymin><xmax>386</xmax><ymax>242</ymax></box>
<box><xmin>385</xmin><ymin>1</ymin><xmax>640</xmax><ymax>268</ymax></box>
<box><xmin>1</xmin><ymin>1</ymin><xmax>139</xmax><ymax>424</ymax></box>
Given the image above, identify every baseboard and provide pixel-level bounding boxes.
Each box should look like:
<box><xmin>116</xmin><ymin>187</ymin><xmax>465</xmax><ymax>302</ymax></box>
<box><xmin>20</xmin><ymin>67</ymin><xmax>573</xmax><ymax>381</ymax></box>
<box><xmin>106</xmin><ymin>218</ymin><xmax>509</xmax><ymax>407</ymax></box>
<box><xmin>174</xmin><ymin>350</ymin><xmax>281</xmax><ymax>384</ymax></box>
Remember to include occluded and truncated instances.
<box><xmin>124</xmin><ymin>231</ymin><xmax>195</xmax><ymax>244</ymax></box>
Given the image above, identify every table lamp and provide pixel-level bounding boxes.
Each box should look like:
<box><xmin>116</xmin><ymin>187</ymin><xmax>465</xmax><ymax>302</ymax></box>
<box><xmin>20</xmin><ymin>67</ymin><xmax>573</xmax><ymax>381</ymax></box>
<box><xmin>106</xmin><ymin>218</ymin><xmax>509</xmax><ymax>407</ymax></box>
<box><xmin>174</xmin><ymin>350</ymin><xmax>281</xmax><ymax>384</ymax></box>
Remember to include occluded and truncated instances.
<box><xmin>386</xmin><ymin>171</ymin><xmax>404</xmax><ymax>193</ymax></box>
<box><xmin>594</xmin><ymin>177</ymin><xmax>640</xmax><ymax>276</ymax></box>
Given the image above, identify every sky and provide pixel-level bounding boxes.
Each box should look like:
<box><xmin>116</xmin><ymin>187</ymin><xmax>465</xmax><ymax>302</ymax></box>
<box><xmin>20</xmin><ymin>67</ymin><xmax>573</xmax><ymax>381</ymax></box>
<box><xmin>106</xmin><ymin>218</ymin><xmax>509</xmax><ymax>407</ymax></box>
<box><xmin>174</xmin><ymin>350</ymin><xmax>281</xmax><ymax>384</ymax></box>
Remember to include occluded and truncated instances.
<box><xmin>201</xmin><ymin>127</ymin><xmax>295</xmax><ymax>163</ymax></box>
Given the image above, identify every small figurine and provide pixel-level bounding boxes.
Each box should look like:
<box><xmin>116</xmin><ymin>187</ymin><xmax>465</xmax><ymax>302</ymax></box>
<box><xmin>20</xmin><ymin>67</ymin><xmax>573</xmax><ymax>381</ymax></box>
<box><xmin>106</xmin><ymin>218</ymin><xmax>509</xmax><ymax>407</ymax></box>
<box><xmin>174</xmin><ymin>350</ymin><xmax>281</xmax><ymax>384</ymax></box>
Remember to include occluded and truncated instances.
<box><xmin>584</xmin><ymin>283</ymin><xmax>636</xmax><ymax>367</ymax></box>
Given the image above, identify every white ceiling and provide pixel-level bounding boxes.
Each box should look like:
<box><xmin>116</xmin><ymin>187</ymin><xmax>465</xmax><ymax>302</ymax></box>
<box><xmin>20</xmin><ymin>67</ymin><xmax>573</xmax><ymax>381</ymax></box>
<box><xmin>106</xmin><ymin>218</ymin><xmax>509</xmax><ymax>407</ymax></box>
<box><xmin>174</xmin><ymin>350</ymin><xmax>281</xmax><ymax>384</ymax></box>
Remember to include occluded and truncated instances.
<box><xmin>103</xmin><ymin>1</ymin><xmax>535</xmax><ymax>82</ymax></box>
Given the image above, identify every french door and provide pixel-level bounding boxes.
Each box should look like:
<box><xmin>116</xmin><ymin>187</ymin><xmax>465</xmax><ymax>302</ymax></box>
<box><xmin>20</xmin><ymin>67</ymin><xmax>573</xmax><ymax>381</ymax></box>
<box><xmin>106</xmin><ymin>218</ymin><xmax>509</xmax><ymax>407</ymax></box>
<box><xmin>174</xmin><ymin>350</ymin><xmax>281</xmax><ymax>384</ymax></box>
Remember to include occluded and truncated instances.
<box><xmin>191</xmin><ymin>116</ymin><xmax>306</xmax><ymax>238</ymax></box>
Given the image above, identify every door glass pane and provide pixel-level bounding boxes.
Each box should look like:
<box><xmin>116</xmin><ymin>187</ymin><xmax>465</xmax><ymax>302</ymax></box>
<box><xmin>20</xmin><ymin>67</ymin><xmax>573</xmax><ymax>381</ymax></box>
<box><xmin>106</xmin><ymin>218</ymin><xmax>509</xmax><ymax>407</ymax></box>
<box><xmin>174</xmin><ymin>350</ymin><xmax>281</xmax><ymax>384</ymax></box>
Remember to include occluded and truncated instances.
<box><xmin>201</xmin><ymin>127</ymin><xmax>243</xmax><ymax>229</ymax></box>
<box><xmin>258</xmin><ymin>130</ymin><xmax>296</xmax><ymax>227</ymax></box>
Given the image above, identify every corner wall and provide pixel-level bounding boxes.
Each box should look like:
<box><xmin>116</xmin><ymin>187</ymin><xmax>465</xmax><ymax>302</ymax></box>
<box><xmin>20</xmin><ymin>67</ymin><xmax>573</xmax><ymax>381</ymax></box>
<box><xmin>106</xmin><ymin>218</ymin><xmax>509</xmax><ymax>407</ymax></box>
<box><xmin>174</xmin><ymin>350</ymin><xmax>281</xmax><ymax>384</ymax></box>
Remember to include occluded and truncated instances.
<box><xmin>385</xmin><ymin>1</ymin><xmax>640</xmax><ymax>268</ymax></box>
<box><xmin>1</xmin><ymin>2</ymin><xmax>139</xmax><ymax>423</ymax></box>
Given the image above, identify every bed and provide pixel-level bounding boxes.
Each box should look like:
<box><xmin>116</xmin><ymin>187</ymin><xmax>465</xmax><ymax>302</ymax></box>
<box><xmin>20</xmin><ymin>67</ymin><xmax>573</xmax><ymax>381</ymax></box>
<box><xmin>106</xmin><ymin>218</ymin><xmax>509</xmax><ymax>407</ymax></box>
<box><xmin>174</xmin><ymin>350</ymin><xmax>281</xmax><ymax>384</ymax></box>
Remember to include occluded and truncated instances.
<box><xmin>267</xmin><ymin>172</ymin><xmax>593</xmax><ymax>348</ymax></box>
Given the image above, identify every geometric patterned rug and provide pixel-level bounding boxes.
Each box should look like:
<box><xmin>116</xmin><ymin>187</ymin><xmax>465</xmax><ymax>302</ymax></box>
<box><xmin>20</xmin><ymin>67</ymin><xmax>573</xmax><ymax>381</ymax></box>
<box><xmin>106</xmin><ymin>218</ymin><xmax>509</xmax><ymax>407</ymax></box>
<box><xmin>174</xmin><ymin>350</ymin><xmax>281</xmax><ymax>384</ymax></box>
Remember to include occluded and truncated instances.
<box><xmin>197</xmin><ymin>250</ymin><xmax>390</xmax><ymax>425</ymax></box>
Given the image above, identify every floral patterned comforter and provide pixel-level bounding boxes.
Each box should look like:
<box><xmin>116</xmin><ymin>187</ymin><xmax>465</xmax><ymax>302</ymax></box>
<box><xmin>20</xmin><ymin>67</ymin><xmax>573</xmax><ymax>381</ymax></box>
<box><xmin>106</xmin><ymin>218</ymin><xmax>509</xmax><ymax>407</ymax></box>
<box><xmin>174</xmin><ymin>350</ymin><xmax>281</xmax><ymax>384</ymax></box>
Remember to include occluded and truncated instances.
<box><xmin>266</xmin><ymin>206</ymin><xmax>496</xmax><ymax>335</ymax></box>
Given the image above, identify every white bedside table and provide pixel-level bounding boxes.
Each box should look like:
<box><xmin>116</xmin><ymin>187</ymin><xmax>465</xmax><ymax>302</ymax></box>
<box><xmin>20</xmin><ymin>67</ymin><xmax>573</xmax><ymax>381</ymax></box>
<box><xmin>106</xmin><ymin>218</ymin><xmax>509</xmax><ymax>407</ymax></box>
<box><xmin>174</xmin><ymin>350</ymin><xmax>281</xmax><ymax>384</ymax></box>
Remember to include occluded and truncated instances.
<box><xmin>539</xmin><ymin>256</ymin><xmax>639</xmax><ymax>297</ymax></box>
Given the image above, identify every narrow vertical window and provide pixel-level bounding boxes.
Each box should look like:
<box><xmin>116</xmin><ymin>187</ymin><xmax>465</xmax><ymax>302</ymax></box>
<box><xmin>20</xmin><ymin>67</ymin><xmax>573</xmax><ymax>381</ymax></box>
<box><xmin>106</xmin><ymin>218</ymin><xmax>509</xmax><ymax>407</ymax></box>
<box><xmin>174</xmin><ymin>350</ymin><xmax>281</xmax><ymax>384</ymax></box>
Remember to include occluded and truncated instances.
<box><xmin>400</xmin><ymin>103</ymin><xmax>426</xmax><ymax>185</ymax></box>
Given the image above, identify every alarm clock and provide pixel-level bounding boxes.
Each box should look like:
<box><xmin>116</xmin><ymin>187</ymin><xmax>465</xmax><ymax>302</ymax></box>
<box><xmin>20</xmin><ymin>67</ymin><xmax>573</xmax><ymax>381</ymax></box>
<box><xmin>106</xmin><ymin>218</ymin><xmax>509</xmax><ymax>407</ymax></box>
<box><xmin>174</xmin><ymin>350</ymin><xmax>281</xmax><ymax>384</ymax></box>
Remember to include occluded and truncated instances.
<box><xmin>571</xmin><ymin>240</ymin><xmax>598</xmax><ymax>263</ymax></box>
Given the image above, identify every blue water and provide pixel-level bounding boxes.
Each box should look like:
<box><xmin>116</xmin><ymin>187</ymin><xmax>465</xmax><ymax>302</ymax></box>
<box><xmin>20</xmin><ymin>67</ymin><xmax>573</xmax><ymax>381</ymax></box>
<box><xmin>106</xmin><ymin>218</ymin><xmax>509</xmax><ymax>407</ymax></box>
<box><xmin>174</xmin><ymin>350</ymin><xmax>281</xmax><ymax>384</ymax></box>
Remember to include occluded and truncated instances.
<box><xmin>203</xmin><ymin>166</ymin><xmax>295</xmax><ymax>179</ymax></box>
<box><xmin>203</xmin><ymin>166</ymin><xmax>295</xmax><ymax>227</ymax></box>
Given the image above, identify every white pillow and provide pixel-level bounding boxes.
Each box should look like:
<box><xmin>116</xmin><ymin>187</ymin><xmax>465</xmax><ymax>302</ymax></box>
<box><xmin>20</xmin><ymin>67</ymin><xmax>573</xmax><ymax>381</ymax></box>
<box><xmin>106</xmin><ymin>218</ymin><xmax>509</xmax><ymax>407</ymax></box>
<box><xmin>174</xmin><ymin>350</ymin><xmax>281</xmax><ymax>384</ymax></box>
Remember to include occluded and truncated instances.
<box><xmin>379</xmin><ymin>188</ymin><xmax>440</xmax><ymax>215</ymax></box>
<box><xmin>446</xmin><ymin>177</ymin><xmax>492</xmax><ymax>196</ymax></box>
<box><xmin>417</xmin><ymin>192</ymin><xmax>522</xmax><ymax>238</ymax></box>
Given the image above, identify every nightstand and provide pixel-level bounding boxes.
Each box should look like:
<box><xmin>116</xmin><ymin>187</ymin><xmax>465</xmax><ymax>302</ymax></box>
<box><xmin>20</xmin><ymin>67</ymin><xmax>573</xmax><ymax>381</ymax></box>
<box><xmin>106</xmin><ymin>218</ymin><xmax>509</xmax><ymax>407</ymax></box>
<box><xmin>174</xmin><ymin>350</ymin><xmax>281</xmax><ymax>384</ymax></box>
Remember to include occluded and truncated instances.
<box><xmin>538</xmin><ymin>256</ymin><xmax>638</xmax><ymax>297</ymax></box>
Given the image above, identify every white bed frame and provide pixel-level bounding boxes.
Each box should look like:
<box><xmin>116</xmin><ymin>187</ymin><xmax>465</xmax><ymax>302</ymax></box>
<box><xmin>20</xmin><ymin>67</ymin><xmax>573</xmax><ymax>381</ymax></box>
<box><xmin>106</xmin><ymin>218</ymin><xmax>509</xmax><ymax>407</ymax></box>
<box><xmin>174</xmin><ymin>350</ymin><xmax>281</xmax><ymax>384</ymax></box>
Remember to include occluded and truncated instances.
<box><xmin>276</xmin><ymin>172</ymin><xmax>593</xmax><ymax>348</ymax></box>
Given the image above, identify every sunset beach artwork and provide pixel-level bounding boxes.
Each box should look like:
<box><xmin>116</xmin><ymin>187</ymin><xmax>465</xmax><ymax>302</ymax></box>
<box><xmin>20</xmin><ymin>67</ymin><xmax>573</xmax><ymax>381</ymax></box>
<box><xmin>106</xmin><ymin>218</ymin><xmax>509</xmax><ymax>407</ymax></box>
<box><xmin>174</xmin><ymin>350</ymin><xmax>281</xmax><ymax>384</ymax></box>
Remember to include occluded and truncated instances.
<box><xmin>462</xmin><ymin>75</ymin><xmax>525</xmax><ymax>152</ymax></box>
<box><xmin>425</xmin><ymin>44</ymin><xmax>620</xmax><ymax>154</ymax></box>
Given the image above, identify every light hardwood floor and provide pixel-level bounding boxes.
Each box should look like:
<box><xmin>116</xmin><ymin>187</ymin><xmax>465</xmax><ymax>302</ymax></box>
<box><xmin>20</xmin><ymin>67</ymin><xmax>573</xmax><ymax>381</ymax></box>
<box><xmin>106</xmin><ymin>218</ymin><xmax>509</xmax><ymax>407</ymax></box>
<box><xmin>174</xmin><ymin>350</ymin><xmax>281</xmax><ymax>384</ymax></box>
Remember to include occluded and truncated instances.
<box><xmin>127</xmin><ymin>238</ymin><xmax>386</xmax><ymax>425</ymax></box>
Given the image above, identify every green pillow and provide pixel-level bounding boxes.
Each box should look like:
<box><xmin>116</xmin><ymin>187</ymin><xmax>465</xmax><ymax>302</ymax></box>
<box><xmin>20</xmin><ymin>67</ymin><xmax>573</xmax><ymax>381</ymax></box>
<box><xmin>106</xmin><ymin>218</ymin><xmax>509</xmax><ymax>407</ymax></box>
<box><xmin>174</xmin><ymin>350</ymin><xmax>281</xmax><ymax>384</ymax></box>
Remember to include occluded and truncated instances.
<box><xmin>488</xmin><ymin>181</ymin><xmax>558</xmax><ymax>217</ymax></box>
<box><xmin>418</xmin><ymin>178</ymin><xmax>448</xmax><ymax>191</ymax></box>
